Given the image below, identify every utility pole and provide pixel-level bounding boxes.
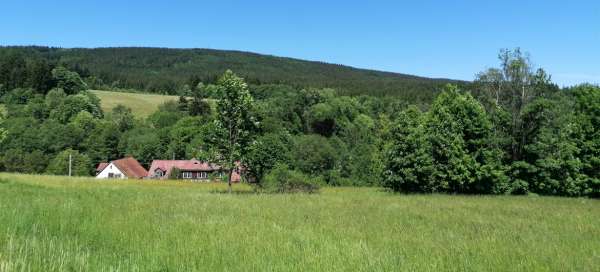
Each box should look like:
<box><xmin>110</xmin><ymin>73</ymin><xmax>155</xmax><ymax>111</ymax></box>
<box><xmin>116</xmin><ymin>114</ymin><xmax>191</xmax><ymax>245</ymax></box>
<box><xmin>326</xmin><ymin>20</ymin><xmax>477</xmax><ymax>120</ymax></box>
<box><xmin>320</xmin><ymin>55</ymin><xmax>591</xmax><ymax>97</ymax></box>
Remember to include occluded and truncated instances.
<box><xmin>68</xmin><ymin>153</ymin><xmax>72</xmax><ymax>177</ymax></box>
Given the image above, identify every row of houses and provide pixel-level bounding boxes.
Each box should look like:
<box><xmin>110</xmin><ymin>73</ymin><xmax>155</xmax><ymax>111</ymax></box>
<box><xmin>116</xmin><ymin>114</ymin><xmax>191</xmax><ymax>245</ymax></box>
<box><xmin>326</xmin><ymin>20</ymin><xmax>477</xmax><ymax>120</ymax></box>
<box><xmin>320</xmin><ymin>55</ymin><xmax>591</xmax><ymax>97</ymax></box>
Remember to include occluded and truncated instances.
<box><xmin>95</xmin><ymin>157</ymin><xmax>242</xmax><ymax>182</ymax></box>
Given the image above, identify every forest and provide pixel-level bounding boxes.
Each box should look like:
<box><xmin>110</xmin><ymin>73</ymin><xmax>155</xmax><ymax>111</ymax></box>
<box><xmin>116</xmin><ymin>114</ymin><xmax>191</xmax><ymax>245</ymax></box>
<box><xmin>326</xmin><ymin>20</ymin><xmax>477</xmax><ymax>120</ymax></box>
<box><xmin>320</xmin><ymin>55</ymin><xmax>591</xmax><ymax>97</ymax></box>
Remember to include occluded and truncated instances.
<box><xmin>0</xmin><ymin>46</ymin><xmax>462</xmax><ymax>102</ymax></box>
<box><xmin>0</xmin><ymin>47</ymin><xmax>598</xmax><ymax>197</ymax></box>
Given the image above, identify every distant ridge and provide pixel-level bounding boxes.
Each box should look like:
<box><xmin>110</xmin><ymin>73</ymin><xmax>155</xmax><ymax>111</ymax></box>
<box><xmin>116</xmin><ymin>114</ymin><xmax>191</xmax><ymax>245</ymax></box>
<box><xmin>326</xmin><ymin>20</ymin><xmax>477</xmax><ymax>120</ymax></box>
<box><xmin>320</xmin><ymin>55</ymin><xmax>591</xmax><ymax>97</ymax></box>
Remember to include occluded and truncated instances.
<box><xmin>0</xmin><ymin>46</ymin><xmax>465</xmax><ymax>100</ymax></box>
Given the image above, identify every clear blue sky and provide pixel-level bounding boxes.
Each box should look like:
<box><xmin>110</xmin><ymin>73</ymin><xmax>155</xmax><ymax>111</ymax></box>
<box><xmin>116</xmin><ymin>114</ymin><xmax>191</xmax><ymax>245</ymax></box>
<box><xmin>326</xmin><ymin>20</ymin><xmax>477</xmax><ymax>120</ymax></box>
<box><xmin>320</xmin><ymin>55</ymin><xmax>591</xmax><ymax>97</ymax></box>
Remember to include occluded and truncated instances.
<box><xmin>2</xmin><ymin>0</ymin><xmax>598</xmax><ymax>86</ymax></box>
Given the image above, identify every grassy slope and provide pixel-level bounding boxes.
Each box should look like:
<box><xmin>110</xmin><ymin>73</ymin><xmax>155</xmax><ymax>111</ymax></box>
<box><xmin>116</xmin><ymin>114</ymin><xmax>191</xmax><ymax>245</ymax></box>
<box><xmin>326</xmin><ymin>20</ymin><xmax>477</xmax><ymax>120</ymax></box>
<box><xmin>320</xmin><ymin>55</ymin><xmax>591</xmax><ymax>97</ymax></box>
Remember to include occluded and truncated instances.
<box><xmin>0</xmin><ymin>174</ymin><xmax>598</xmax><ymax>271</ymax></box>
<box><xmin>91</xmin><ymin>90</ymin><xmax>178</xmax><ymax>117</ymax></box>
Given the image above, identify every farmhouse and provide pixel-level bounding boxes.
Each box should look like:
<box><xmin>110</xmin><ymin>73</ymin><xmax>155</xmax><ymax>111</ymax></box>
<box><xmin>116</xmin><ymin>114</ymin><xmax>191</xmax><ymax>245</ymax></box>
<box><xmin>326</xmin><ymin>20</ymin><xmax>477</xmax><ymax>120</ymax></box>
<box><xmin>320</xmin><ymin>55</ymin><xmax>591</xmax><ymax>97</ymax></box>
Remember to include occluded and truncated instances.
<box><xmin>95</xmin><ymin>157</ymin><xmax>148</xmax><ymax>179</ymax></box>
<box><xmin>147</xmin><ymin>159</ymin><xmax>242</xmax><ymax>182</ymax></box>
<box><xmin>95</xmin><ymin>162</ymin><xmax>109</xmax><ymax>175</ymax></box>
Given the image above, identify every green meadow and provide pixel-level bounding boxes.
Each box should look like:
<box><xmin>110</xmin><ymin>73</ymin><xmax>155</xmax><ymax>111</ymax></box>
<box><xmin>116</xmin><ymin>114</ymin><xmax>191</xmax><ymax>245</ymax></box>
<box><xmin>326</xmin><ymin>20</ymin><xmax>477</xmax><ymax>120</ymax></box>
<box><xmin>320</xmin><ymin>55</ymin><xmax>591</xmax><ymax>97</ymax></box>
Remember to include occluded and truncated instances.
<box><xmin>0</xmin><ymin>173</ymin><xmax>598</xmax><ymax>271</ymax></box>
<box><xmin>90</xmin><ymin>90</ymin><xmax>179</xmax><ymax>118</ymax></box>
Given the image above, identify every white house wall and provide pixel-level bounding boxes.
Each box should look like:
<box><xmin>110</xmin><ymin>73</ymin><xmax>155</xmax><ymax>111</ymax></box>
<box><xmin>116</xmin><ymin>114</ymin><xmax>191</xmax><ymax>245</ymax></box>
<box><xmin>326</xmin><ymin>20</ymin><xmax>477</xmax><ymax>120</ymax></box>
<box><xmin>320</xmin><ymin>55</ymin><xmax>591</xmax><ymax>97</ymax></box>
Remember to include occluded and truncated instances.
<box><xmin>96</xmin><ymin>162</ymin><xmax>127</xmax><ymax>179</ymax></box>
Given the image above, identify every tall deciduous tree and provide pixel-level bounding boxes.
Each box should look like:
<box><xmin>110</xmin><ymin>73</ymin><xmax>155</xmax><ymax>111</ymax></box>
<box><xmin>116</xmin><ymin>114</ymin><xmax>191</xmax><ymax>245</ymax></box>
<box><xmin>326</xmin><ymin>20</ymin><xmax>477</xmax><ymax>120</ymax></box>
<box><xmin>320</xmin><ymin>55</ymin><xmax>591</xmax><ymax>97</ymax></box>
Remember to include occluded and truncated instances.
<box><xmin>214</xmin><ymin>70</ymin><xmax>257</xmax><ymax>192</ymax></box>
<box><xmin>518</xmin><ymin>96</ymin><xmax>586</xmax><ymax>196</ymax></box>
<box><xmin>245</xmin><ymin>132</ymin><xmax>292</xmax><ymax>183</ymax></box>
<box><xmin>109</xmin><ymin>104</ymin><xmax>135</xmax><ymax>132</ymax></box>
<box><xmin>383</xmin><ymin>106</ymin><xmax>436</xmax><ymax>192</ymax></box>
<box><xmin>475</xmin><ymin>48</ymin><xmax>557</xmax><ymax>161</ymax></box>
<box><xmin>51</xmin><ymin>66</ymin><xmax>87</xmax><ymax>95</ymax></box>
<box><xmin>427</xmin><ymin>85</ymin><xmax>508</xmax><ymax>193</ymax></box>
<box><xmin>571</xmin><ymin>84</ymin><xmax>600</xmax><ymax>197</ymax></box>
<box><xmin>384</xmin><ymin>86</ymin><xmax>508</xmax><ymax>194</ymax></box>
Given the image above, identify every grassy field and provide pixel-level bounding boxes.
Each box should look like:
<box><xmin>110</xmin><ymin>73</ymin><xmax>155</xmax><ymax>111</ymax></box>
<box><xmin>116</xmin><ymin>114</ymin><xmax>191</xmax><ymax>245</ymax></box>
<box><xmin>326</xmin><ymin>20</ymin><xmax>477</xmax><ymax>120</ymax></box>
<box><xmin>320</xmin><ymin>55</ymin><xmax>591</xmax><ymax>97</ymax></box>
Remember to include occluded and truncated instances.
<box><xmin>1</xmin><ymin>90</ymin><xmax>178</xmax><ymax>118</ymax></box>
<box><xmin>0</xmin><ymin>174</ymin><xmax>598</xmax><ymax>271</ymax></box>
<box><xmin>90</xmin><ymin>90</ymin><xmax>178</xmax><ymax>117</ymax></box>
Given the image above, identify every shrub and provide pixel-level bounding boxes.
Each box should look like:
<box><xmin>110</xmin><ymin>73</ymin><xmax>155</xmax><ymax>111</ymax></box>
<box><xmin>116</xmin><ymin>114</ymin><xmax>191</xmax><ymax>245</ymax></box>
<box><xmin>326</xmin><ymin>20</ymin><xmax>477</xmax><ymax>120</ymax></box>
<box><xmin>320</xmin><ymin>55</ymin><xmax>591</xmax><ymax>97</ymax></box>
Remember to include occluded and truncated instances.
<box><xmin>258</xmin><ymin>164</ymin><xmax>321</xmax><ymax>193</ymax></box>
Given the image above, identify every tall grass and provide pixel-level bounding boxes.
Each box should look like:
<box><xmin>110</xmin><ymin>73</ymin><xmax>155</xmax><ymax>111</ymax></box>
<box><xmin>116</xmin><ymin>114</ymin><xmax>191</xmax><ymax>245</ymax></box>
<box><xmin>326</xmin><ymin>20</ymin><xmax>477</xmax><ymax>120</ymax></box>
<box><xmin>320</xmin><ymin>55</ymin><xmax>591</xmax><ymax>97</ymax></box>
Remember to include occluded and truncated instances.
<box><xmin>0</xmin><ymin>173</ymin><xmax>598</xmax><ymax>271</ymax></box>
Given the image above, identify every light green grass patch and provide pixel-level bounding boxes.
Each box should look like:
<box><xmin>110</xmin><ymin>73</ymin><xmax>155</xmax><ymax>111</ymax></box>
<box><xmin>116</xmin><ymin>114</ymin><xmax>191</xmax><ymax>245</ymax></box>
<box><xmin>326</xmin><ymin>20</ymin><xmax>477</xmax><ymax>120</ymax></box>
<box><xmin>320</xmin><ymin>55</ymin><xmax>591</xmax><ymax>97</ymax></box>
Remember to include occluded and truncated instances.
<box><xmin>0</xmin><ymin>173</ymin><xmax>598</xmax><ymax>271</ymax></box>
<box><xmin>90</xmin><ymin>90</ymin><xmax>179</xmax><ymax>118</ymax></box>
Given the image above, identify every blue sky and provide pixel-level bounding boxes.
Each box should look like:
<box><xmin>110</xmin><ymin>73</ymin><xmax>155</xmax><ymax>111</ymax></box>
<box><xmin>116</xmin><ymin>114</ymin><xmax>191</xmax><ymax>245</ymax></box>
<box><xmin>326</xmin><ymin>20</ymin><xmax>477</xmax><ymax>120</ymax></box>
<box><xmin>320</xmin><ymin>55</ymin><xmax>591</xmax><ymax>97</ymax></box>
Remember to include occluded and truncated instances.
<box><xmin>1</xmin><ymin>0</ymin><xmax>598</xmax><ymax>86</ymax></box>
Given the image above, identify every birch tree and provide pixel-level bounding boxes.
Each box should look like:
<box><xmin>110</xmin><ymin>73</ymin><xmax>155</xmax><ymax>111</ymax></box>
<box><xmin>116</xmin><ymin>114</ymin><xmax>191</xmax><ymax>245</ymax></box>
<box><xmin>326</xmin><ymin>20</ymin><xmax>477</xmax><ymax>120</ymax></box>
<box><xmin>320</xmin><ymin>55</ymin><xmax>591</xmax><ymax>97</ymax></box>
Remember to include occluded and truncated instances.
<box><xmin>475</xmin><ymin>48</ymin><xmax>555</xmax><ymax>161</ymax></box>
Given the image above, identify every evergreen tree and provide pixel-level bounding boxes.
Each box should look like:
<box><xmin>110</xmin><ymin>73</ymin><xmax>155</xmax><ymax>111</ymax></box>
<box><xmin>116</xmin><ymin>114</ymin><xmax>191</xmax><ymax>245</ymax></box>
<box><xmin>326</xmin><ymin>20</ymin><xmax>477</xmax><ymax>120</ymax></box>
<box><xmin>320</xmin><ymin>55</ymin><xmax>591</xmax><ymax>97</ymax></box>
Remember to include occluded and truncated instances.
<box><xmin>189</xmin><ymin>82</ymin><xmax>211</xmax><ymax>116</ymax></box>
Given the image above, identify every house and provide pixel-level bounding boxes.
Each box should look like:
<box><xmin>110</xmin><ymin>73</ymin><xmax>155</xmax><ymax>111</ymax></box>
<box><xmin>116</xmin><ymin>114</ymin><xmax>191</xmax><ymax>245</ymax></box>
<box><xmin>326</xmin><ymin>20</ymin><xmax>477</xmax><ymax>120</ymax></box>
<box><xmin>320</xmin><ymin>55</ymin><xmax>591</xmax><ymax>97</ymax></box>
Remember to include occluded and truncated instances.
<box><xmin>95</xmin><ymin>157</ymin><xmax>148</xmax><ymax>179</ymax></box>
<box><xmin>95</xmin><ymin>162</ymin><xmax>109</xmax><ymax>175</ymax></box>
<box><xmin>147</xmin><ymin>159</ymin><xmax>242</xmax><ymax>182</ymax></box>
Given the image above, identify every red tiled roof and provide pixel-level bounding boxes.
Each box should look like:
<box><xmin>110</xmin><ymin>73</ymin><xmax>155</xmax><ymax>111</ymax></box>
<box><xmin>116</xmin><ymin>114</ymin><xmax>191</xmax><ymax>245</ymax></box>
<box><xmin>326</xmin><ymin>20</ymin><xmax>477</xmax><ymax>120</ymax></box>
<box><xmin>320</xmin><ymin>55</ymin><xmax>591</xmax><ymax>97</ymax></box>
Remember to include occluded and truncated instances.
<box><xmin>96</xmin><ymin>162</ymin><xmax>109</xmax><ymax>172</ymax></box>
<box><xmin>148</xmin><ymin>159</ymin><xmax>220</xmax><ymax>178</ymax></box>
<box><xmin>112</xmin><ymin>157</ymin><xmax>148</xmax><ymax>179</ymax></box>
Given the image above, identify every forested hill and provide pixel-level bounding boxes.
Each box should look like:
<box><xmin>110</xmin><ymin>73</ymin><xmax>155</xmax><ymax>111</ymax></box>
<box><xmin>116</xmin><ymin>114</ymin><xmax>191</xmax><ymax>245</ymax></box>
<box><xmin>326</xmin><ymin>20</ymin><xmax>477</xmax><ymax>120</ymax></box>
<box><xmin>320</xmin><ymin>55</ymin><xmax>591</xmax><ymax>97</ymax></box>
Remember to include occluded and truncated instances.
<box><xmin>0</xmin><ymin>46</ymin><xmax>464</xmax><ymax>98</ymax></box>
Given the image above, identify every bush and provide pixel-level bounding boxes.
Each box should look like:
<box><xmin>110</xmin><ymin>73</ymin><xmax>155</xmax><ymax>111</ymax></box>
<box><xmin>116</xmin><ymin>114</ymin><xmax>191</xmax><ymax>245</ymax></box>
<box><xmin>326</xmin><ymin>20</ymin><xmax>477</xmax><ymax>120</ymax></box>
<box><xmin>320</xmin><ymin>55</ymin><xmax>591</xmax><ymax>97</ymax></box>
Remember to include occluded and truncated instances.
<box><xmin>258</xmin><ymin>164</ymin><xmax>321</xmax><ymax>193</ymax></box>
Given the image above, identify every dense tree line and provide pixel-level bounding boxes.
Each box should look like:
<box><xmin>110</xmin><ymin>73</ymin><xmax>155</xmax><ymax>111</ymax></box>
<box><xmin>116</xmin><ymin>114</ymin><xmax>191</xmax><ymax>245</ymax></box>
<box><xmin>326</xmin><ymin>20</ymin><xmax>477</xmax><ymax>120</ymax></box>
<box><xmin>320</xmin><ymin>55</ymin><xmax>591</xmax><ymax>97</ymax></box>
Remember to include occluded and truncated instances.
<box><xmin>0</xmin><ymin>48</ymin><xmax>598</xmax><ymax>197</ymax></box>
<box><xmin>0</xmin><ymin>46</ymin><xmax>462</xmax><ymax>102</ymax></box>
<box><xmin>384</xmin><ymin>50</ymin><xmax>599</xmax><ymax>197</ymax></box>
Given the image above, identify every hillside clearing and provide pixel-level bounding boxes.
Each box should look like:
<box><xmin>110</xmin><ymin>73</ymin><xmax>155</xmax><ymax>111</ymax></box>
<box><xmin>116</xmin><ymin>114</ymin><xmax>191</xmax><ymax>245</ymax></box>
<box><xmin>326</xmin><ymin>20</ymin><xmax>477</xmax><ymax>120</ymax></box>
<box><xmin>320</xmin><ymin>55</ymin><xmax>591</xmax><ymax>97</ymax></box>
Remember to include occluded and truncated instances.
<box><xmin>90</xmin><ymin>90</ymin><xmax>178</xmax><ymax>117</ymax></box>
<box><xmin>0</xmin><ymin>173</ymin><xmax>598</xmax><ymax>271</ymax></box>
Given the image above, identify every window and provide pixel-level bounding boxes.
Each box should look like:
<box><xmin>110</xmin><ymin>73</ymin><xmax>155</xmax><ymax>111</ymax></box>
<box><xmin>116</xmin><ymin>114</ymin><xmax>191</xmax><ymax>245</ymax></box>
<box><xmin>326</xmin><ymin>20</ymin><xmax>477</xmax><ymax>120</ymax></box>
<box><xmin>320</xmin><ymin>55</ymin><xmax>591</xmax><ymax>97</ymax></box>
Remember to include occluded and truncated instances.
<box><xmin>108</xmin><ymin>173</ymin><xmax>114</xmax><ymax>178</ymax></box>
<box><xmin>155</xmin><ymin>170</ymin><xmax>164</xmax><ymax>177</ymax></box>
<box><xmin>114</xmin><ymin>174</ymin><xmax>122</xmax><ymax>179</ymax></box>
<box><xmin>182</xmin><ymin>172</ymin><xmax>192</xmax><ymax>179</ymax></box>
<box><xmin>199</xmin><ymin>172</ymin><xmax>208</xmax><ymax>179</ymax></box>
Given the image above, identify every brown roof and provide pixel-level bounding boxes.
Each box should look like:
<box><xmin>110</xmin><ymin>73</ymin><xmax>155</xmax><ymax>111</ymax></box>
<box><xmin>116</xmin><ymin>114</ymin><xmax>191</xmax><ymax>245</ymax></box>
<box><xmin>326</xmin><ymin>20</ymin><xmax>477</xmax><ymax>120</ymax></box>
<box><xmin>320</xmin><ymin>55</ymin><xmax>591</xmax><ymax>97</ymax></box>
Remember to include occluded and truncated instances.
<box><xmin>96</xmin><ymin>162</ymin><xmax>109</xmax><ymax>172</ymax></box>
<box><xmin>112</xmin><ymin>157</ymin><xmax>148</xmax><ymax>179</ymax></box>
<box><xmin>146</xmin><ymin>159</ymin><xmax>243</xmax><ymax>182</ymax></box>
<box><xmin>148</xmin><ymin>159</ymin><xmax>220</xmax><ymax>178</ymax></box>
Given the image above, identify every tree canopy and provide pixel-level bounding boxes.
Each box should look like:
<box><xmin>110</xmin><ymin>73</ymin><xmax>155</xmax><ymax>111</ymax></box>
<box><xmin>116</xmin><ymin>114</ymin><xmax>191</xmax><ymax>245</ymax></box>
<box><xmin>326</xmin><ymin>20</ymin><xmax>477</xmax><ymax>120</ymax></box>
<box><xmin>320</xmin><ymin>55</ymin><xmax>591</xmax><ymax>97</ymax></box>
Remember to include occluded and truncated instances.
<box><xmin>0</xmin><ymin>48</ymin><xmax>598</xmax><ymax>198</ymax></box>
